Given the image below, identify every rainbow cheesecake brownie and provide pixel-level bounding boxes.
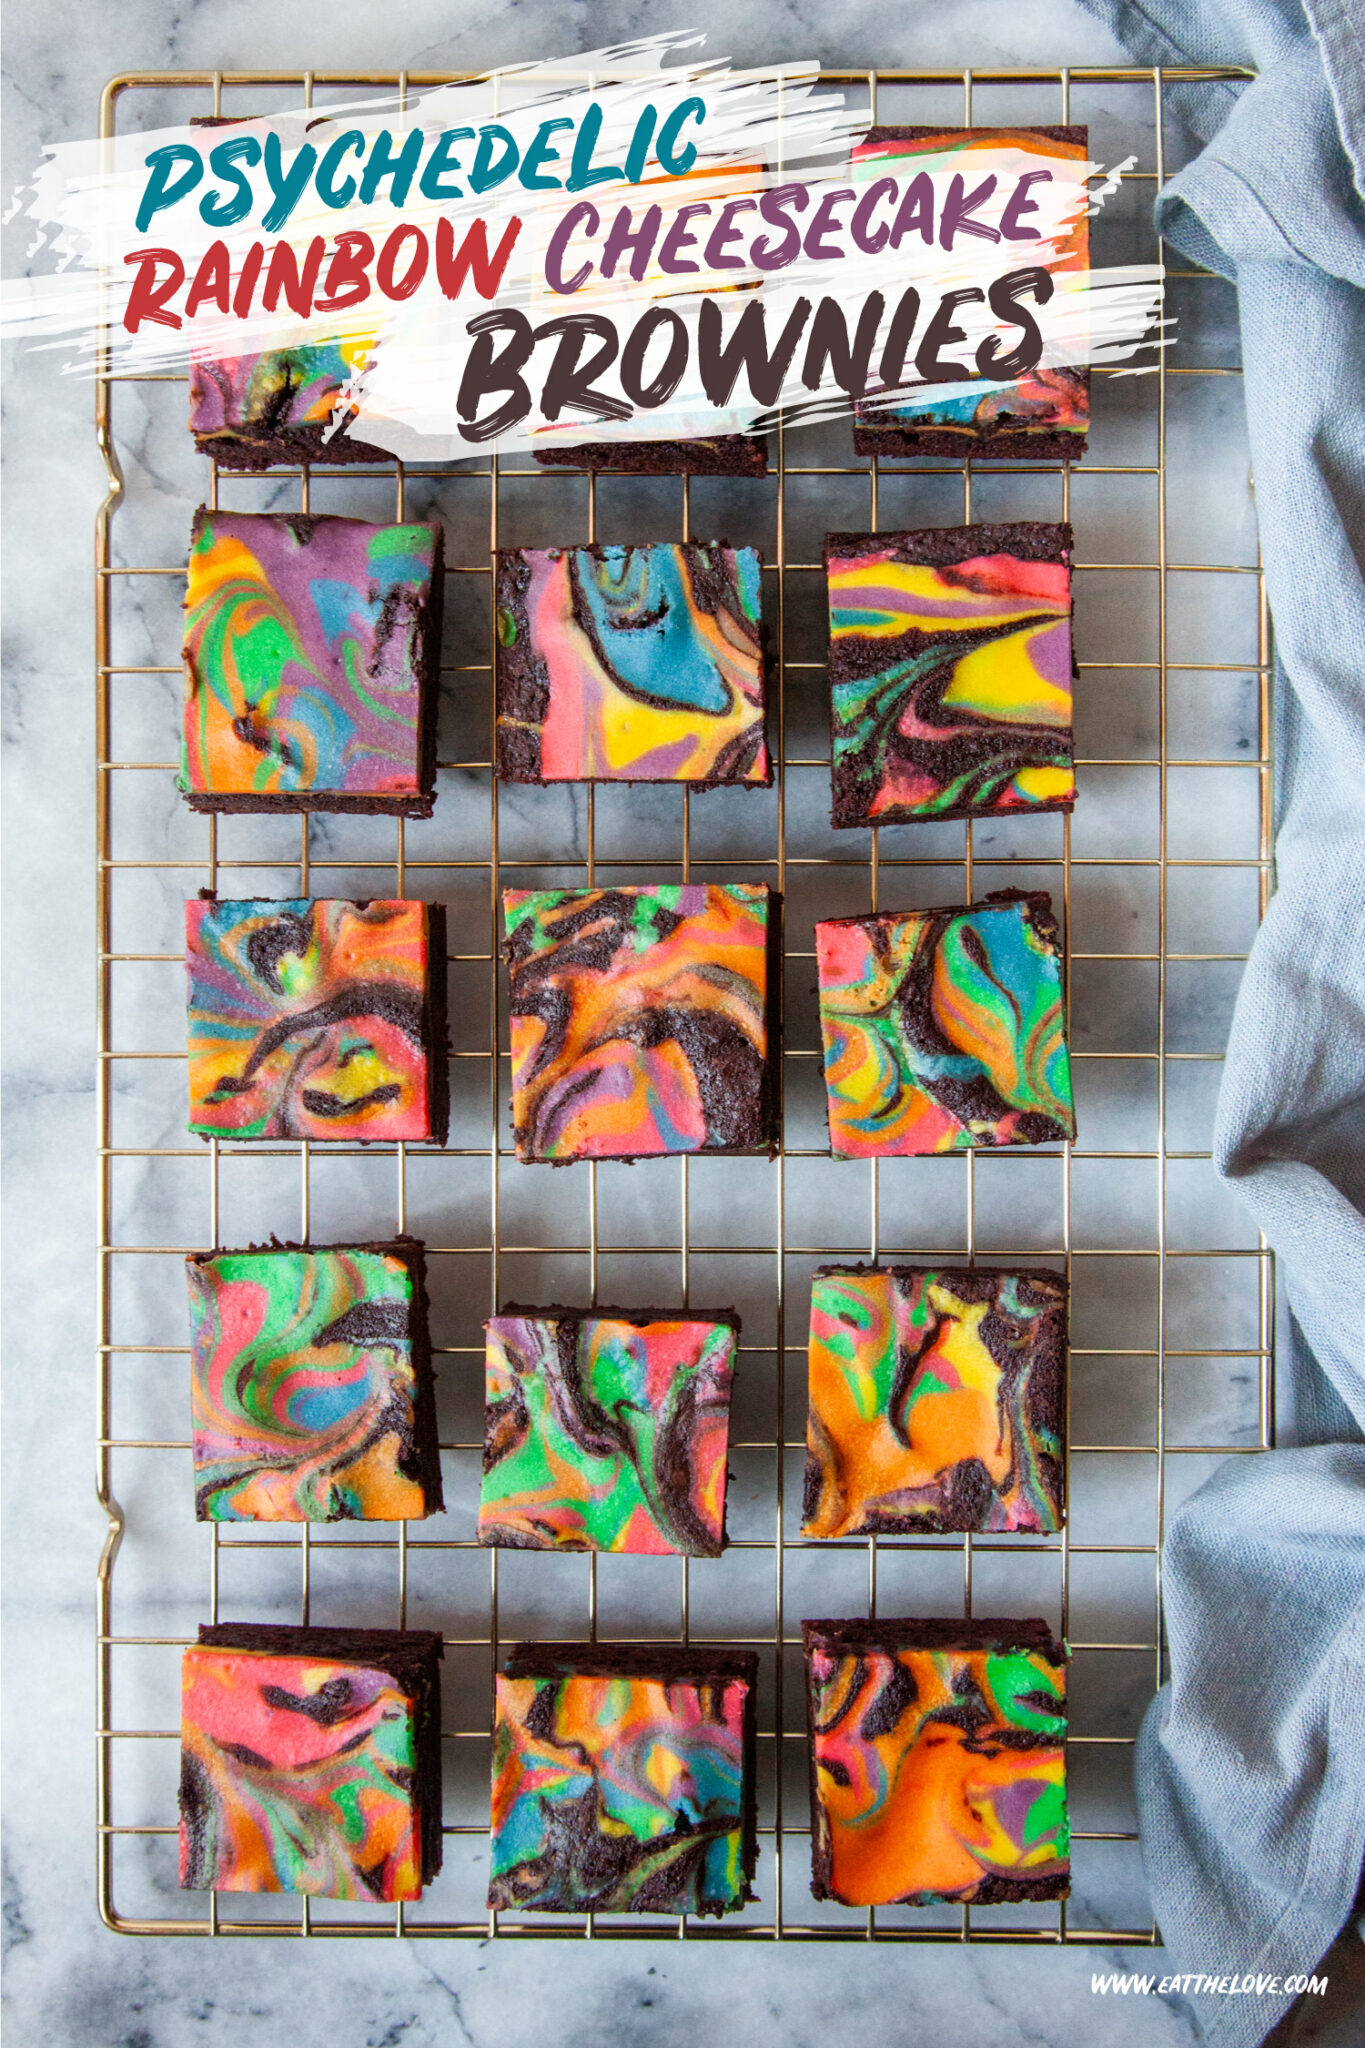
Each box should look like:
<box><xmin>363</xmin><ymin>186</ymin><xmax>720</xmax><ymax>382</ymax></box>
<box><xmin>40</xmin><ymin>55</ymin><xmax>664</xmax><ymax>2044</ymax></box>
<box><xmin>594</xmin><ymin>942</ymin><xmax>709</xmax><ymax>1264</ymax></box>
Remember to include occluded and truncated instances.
<box><xmin>489</xmin><ymin>1642</ymin><xmax>759</xmax><ymax>1916</ymax></box>
<box><xmin>851</xmin><ymin>126</ymin><xmax>1090</xmax><ymax>462</ymax></box>
<box><xmin>189</xmin><ymin>342</ymin><xmax>393</xmax><ymax>470</ymax></box>
<box><xmin>479</xmin><ymin>1307</ymin><xmax>737</xmax><ymax>1556</ymax></box>
<box><xmin>186</xmin><ymin>1239</ymin><xmax>443</xmax><ymax>1523</ymax></box>
<box><xmin>185</xmin><ymin>895</ymin><xmax>448</xmax><ymax>1144</ymax></box>
<box><xmin>180</xmin><ymin>508</ymin><xmax>443</xmax><ymax>815</ymax></box>
<box><xmin>815</xmin><ymin>890</ymin><xmax>1074</xmax><ymax>1156</ymax></box>
<box><xmin>825</xmin><ymin>524</ymin><xmax>1075</xmax><ymax>826</ymax></box>
<box><xmin>803</xmin><ymin>1617</ymin><xmax>1069</xmax><ymax>1906</ymax></box>
<box><xmin>496</xmin><ymin>542</ymin><xmax>769</xmax><ymax>786</ymax></box>
<box><xmin>503</xmin><ymin>882</ymin><xmax>776</xmax><ymax>1162</ymax></box>
<box><xmin>178</xmin><ymin>1623</ymin><xmax>444</xmax><ymax>1902</ymax></box>
<box><xmin>802</xmin><ymin>1265</ymin><xmax>1065</xmax><ymax>1538</ymax></box>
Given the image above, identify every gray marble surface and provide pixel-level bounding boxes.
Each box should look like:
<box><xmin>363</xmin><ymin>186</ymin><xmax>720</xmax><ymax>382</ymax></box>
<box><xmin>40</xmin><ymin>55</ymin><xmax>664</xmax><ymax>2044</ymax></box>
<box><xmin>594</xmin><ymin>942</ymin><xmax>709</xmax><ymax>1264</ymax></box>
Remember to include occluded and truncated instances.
<box><xmin>1</xmin><ymin>1</ymin><xmax>1255</xmax><ymax>2042</ymax></box>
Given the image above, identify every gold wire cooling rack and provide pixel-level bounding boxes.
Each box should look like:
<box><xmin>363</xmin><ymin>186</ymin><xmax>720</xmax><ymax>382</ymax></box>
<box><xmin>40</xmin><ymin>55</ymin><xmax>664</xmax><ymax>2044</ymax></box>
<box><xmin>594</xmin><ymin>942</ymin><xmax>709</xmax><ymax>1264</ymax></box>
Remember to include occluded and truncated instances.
<box><xmin>95</xmin><ymin>61</ymin><xmax>1269</xmax><ymax>1943</ymax></box>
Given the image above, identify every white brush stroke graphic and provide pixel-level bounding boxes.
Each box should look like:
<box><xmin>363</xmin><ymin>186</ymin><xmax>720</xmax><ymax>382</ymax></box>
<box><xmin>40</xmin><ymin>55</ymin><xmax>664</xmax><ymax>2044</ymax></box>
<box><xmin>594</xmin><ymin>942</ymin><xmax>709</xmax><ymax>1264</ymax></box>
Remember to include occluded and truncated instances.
<box><xmin>1</xmin><ymin>32</ymin><xmax>1165</xmax><ymax>456</ymax></box>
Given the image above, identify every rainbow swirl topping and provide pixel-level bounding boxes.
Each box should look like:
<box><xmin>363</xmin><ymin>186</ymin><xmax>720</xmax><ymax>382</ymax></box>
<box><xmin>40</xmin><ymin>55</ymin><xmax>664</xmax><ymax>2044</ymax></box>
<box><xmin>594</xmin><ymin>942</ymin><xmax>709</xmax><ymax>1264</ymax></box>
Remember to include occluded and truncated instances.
<box><xmin>805</xmin><ymin>1619</ymin><xmax>1069</xmax><ymax>1906</ymax></box>
<box><xmin>827</xmin><ymin>527</ymin><xmax>1075</xmax><ymax>825</ymax></box>
<box><xmin>504</xmin><ymin>883</ymin><xmax>773</xmax><ymax>1162</ymax></box>
<box><xmin>496</xmin><ymin>543</ymin><xmax>768</xmax><ymax>785</ymax></box>
<box><xmin>179</xmin><ymin>1637</ymin><xmax>433</xmax><ymax>1902</ymax></box>
<box><xmin>803</xmin><ymin>1266</ymin><xmax>1065</xmax><ymax>1537</ymax></box>
<box><xmin>490</xmin><ymin>1648</ymin><xmax>756</xmax><ymax>1916</ymax></box>
<box><xmin>815</xmin><ymin>892</ymin><xmax>1074</xmax><ymax>1156</ymax></box>
<box><xmin>186</xmin><ymin>897</ymin><xmax>441</xmax><ymax>1142</ymax></box>
<box><xmin>187</xmin><ymin>1244</ymin><xmax>440</xmax><ymax>1523</ymax></box>
<box><xmin>479</xmin><ymin>1312</ymin><xmax>736</xmax><ymax>1556</ymax></box>
<box><xmin>180</xmin><ymin>508</ymin><xmax>439</xmax><ymax>806</ymax></box>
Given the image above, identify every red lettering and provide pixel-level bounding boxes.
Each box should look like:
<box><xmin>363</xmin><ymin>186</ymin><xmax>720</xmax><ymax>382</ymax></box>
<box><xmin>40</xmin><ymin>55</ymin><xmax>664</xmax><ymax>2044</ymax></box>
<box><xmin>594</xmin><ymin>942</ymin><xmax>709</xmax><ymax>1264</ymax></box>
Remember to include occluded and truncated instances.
<box><xmin>122</xmin><ymin>247</ymin><xmax>184</xmax><ymax>333</ymax></box>
<box><xmin>435</xmin><ymin>215</ymin><xmax>523</xmax><ymax>300</ymax></box>
<box><xmin>263</xmin><ymin>236</ymin><xmax>326</xmax><ymax>317</ymax></box>
<box><xmin>231</xmin><ymin>243</ymin><xmax>265</xmax><ymax>318</ymax></box>
<box><xmin>376</xmin><ymin>224</ymin><xmax>428</xmax><ymax>301</ymax></box>
<box><xmin>185</xmin><ymin>240</ymin><xmax>230</xmax><ymax>317</ymax></box>
<box><xmin>314</xmin><ymin>231</ymin><xmax>374</xmax><ymax>313</ymax></box>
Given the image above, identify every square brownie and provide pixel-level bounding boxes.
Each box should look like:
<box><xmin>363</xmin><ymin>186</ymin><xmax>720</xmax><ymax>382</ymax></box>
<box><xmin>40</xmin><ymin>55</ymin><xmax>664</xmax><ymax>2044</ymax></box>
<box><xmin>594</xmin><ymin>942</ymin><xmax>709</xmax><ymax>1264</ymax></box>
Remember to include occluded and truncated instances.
<box><xmin>803</xmin><ymin>1264</ymin><xmax>1065</xmax><ymax>1537</ymax></box>
<box><xmin>815</xmin><ymin>889</ymin><xmax>1074</xmax><ymax>1155</ymax></box>
<box><xmin>851</xmin><ymin>126</ymin><xmax>1090</xmax><ymax>462</ymax></box>
<box><xmin>826</xmin><ymin>524</ymin><xmax>1075</xmax><ymax>826</ymax></box>
<box><xmin>180</xmin><ymin>508</ymin><xmax>443</xmax><ymax>815</ymax></box>
<box><xmin>186</xmin><ymin>1238</ymin><xmax>443</xmax><ymax>1522</ymax></box>
<box><xmin>496</xmin><ymin>541</ymin><xmax>769</xmax><ymax>785</ymax></box>
<box><xmin>479</xmin><ymin>1306</ymin><xmax>738</xmax><ymax>1555</ymax></box>
<box><xmin>490</xmin><ymin>1642</ymin><xmax>758</xmax><ymax>1916</ymax></box>
<box><xmin>179</xmin><ymin>1623</ymin><xmax>444</xmax><ymax>1901</ymax></box>
<box><xmin>803</xmin><ymin>1617</ymin><xmax>1069</xmax><ymax>1906</ymax></box>
<box><xmin>531</xmin><ymin>435</ymin><xmax>769</xmax><ymax>476</ymax></box>
<box><xmin>185</xmin><ymin>895</ymin><xmax>448</xmax><ymax>1144</ymax></box>
<box><xmin>189</xmin><ymin>343</ymin><xmax>394</xmax><ymax>470</ymax></box>
<box><xmin>503</xmin><ymin>882</ymin><xmax>776</xmax><ymax>1162</ymax></box>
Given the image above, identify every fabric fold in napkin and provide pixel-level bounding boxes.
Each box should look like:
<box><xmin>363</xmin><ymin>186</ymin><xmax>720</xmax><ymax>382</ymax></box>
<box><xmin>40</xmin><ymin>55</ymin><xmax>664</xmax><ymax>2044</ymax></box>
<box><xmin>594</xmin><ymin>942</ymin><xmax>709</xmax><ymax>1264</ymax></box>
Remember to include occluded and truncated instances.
<box><xmin>1079</xmin><ymin>3</ymin><xmax>1365</xmax><ymax>2043</ymax></box>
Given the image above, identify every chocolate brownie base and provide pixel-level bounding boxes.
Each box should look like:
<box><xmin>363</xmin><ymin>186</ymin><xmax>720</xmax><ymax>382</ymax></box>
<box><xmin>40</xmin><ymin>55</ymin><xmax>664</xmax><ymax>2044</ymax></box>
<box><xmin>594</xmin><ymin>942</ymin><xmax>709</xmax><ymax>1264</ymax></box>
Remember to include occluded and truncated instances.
<box><xmin>802</xmin><ymin>1615</ymin><xmax>1065</xmax><ymax>1659</ymax></box>
<box><xmin>852</xmin><ymin>423</ymin><xmax>1088</xmax><ymax>463</ymax></box>
<box><xmin>422</xmin><ymin>902</ymin><xmax>450</xmax><ymax>1148</ymax></box>
<box><xmin>817</xmin><ymin>885</ymin><xmax>1063</xmax><ymax>940</ymax></box>
<box><xmin>193</xmin><ymin>424</ymin><xmax>396</xmax><ymax>471</ymax></box>
<box><xmin>183</xmin><ymin>791</ymin><xmax>435</xmax><ymax>815</ymax></box>
<box><xmin>495</xmin><ymin>1301</ymin><xmax>739</xmax><ymax>1330</ymax></box>
<box><xmin>533</xmin><ymin>435</ymin><xmax>769</xmax><ymax>476</ymax></box>
<box><xmin>863</xmin><ymin>125</ymin><xmax>1089</xmax><ymax>150</ymax></box>
<box><xmin>826</xmin><ymin>521</ymin><xmax>1072</xmax><ymax>570</ymax></box>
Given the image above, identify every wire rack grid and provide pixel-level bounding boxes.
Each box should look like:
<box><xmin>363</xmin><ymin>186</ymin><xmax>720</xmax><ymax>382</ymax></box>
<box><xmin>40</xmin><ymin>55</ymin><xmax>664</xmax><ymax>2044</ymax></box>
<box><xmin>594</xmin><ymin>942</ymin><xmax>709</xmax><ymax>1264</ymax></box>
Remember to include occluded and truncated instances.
<box><xmin>95</xmin><ymin>60</ymin><xmax>1270</xmax><ymax>1944</ymax></box>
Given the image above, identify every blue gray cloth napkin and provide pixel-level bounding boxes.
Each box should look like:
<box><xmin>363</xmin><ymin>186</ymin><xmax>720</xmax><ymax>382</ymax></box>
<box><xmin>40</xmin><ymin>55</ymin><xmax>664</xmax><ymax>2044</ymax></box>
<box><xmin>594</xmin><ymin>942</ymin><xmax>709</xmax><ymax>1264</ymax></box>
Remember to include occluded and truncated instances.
<box><xmin>1078</xmin><ymin>3</ymin><xmax>1365</xmax><ymax>2042</ymax></box>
